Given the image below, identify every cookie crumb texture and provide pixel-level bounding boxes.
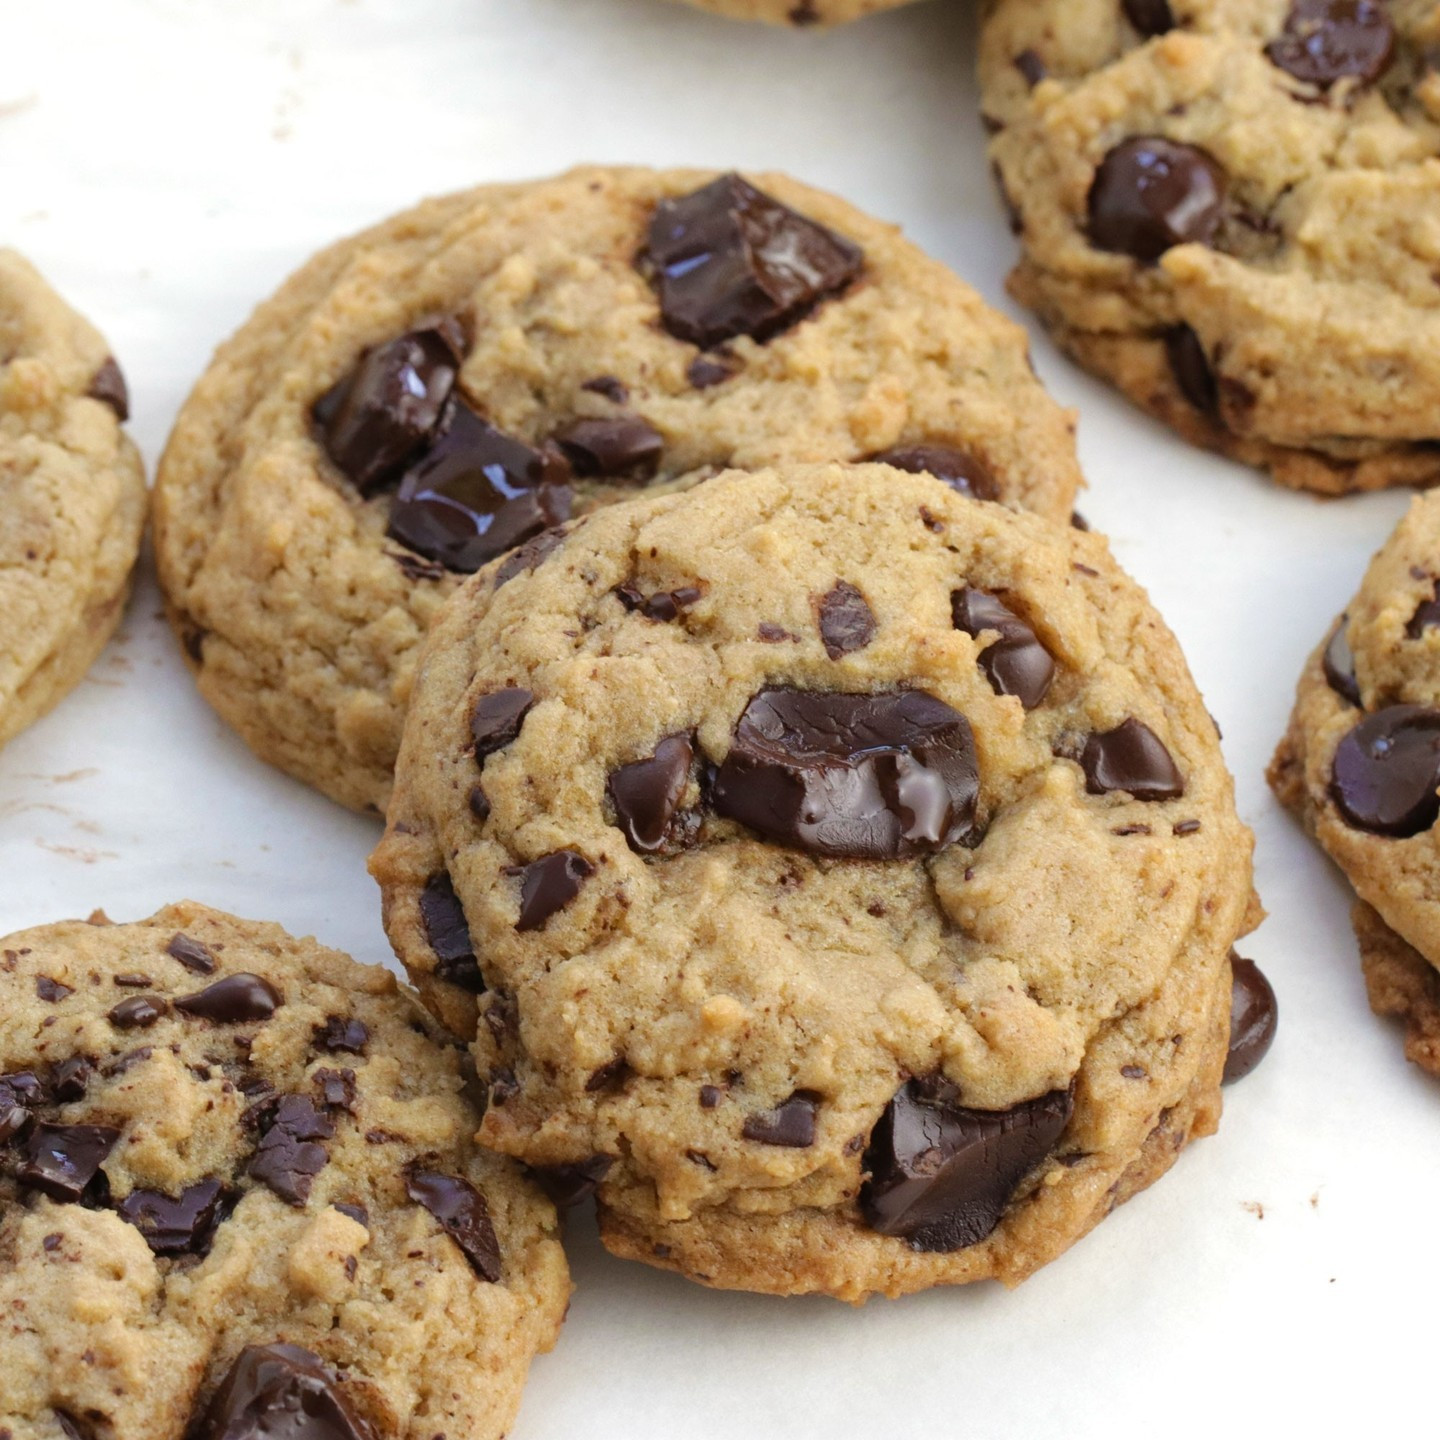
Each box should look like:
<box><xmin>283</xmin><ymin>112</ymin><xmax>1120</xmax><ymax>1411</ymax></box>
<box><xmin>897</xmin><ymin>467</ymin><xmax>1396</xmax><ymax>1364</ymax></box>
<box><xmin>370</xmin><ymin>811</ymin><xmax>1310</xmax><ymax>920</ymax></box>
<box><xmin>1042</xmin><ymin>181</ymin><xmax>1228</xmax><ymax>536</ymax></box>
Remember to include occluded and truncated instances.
<box><xmin>982</xmin><ymin>0</ymin><xmax>1440</xmax><ymax>494</ymax></box>
<box><xmin>373</xmin><ymin>463</ymin><xmax>1258</xmax><ymax>1301</ymax></box>
<box><xmin>153</xmin><ymin>165</ymin><xmax>1080</xmax><ymax>814</ymax></box>
<box><xmin>0</xmin><ymin>903</ymin><xmax>569</xmax><ymax>1440</ymax></box>
<box><xmin>0</xmin><ymin>250</ymin><xmax>145</xmax><ymax>750</ymax></box>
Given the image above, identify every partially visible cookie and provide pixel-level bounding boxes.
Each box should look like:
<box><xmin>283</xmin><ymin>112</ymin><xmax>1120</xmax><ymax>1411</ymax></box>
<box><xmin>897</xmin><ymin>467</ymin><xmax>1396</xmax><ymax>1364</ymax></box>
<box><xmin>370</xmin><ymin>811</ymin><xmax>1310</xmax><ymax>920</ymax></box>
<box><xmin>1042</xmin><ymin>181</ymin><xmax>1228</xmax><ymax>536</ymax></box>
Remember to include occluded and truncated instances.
<box><xmin>0</xmin><ymin>902</ymin><xmax>569</xmax><ymax>1440</ymax></box>
<box><xmin>668</xmin><ymin>0</ymin><xmax>919</xmax><ymax>23</ymax></box>
<box><xmin>982</xmin><ymin>0</ymin><xmax>1440</xmax><ymax>494</ymax></box>
<box><xmin>152</xmin><ymin>165</ymin><xmax>1082</xmax><ymax>814</ymax></box>
<box><xmin>1354</xmin><ymin>900</ymin><xmax>1440</xmax><ymax>1076</ymax></box>
<box><xmin>372</xmin><ymin>461</ymin><xmax>1263</xmax><ymax>1302</ymax></box>
<box><xmin>0</xmin><ymin>250</ymin><xmax>145</xmax><ymax>749</ymax></box>
<box><xmin>1269</xmin><ymin>490</ymin><xmax>1440</xmax><ymax>1074</ymax></box>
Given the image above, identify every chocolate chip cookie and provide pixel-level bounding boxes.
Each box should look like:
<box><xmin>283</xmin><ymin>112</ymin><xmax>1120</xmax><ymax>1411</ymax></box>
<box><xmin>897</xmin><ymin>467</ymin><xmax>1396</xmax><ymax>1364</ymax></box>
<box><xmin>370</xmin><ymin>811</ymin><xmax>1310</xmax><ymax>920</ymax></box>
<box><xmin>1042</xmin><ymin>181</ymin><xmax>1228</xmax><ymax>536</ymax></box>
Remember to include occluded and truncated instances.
<box><xmin>0</xmin><ymin>250</ymin><xmax>145</xmax><ymax>750</ymax></box>
<box><xmin>982</xmin><ymin>0</ymin><xmax>1440</xmax><ymax>494</ymax></box>
<box><xmin>371</xmin><ymin>461</ymin><xmax>1265</xmax><ymax>1302</ymax></box>
<box><xmin>669</xmin><ymin>0</ymin><xmax>918</xmax><ymax>23</ymax></box>
<box><xmin>153</xmin><ymin>166</ymin><xmax>1082</xmax><ymax>815</ymax></box>
<box><xmin>0</xmin><ymin>902</ymin><xmax>569</xmax><ymax>1439</ymax></box>
<box><xmin>1270</xmin><ymin>490</ymin><xmax>1440</xmax><ymax>1074</ymax></box>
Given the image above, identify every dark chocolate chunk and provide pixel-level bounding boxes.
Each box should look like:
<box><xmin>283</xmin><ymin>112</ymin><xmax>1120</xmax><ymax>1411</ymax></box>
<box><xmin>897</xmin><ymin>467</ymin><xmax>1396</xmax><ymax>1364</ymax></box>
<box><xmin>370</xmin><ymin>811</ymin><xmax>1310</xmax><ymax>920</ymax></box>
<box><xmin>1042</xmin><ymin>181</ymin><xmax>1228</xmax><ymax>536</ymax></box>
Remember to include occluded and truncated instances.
<box><xmin>711</xmin><ymin>688</ymin><xmax>979</xmax><ymax>860</ymax></box>
<box><xmin>1266</xmin><ymin>0</ymin><xmax>1394</xmax><ymax>86</ymax></box>
<box><xmin>553</xmin><ymin>416</ymin><xmax>664</xmax><ymax>480</ymax></box>
<box><xmin>174</xmin><ymin>974</ymin><xmax>281</xmax><ymax>1024</ymax></box>
<box><xmin>36</xmin><ymin>976</ymin><xmax>73</xmax><ymax>1003</ymax></box>
<box><xmin>513</xmin><ymin>851</ymin><xmax>595</xmax><ymax>931</ymax></box>
<box><xmin>1079</xmin><ymin>718</ymin><xmax>1185</xmax><ymax>800</ymax></box>
<box><xmin>314</xmin><ymin>1068</ymin><xmax>358</xmax><ymax>1113</ymax></box>
<box><xmin>386</xmin><ymin>403</ymin><xmax>572</xmax><ymax>573</ymax></box>
<box><xmin>50</xmin><ymin>1058</ymin><xmax>91</xmax><ymax>1103</ymax></box>
<box><xmin>699</xmin><ymin>1084</ymin><xmax>723</xmax><ymax>1109</ymax></box>
<box><xmin>1123</xmin><ymin>0</ymin><xmax>1174</xmax><ymax>35</ymax></box>
<box><xmin>1330</xmin><ymin>705</ymin><xmax>1440</xmax><ymax>836</ymax></box>
<box><xmin>585</xmin><ymin>1057</ymin><xmax>632</xmax><ymax>1093</ymax></box>
<box><xmin>470</xmin><ymin>687</ymin><xmax>534</xmax><ymax>759</ymax></box>
<box><xmin>644</xmin><ymin>173</ymin><xmax>863</xmax><ymax>348</ymax></box>
<box><xmin>1015</xmin><ymin>49</ymin><xmax>1046</xmax><ymax>86</ymax></box>
<box><xmin>687</xmin><ymin>355</ymin><xmax>735</xmax><ymax>389</ymax></box>
<box><xmin>116</xmin><ymin>1178</ymin><xmax>226</xmax><ymax>1256</ymax></box>
<box><xmin>952</xmin><ymin>588</ymin><xmax>1055</xmax><ymax>710</ymax></box>
<box><xmin>492</xmin><ymin>526</ymin><xmax>568</xmax><ymax>588</ymax></box>
<box><xmin>607</xmin><ymin>733</ymin><xmax>696</xmax><ymax>854</ymax></box>
<box><xmin>314</xmin><ymin>323</ymin><xmax>463</xmax><ymax>495</ymax></box>
<box><xmin>741</xmin><ymin>1091</ymin><xmax>819</xmax><ymax>1148</ymax></box>
<box><xmin>108</xmin><ymin>995</ymin><xmax>167</xmax><ymax>1029</ymax></box>
<box><xmin>615</xmin><ymin>581</ymin><xmax>703</xmax><ymax>623</ymax></box>
<box><xmin>581</xmin><ymin>375</ymin><xmax>628</xmax><ymax>403</ymax></box>
<box><xmin>405</xmin><ymin>1170</ymin><xmax>502</xmax><ymax>1281</ymax></box>
<box><xmin>0</xmin><ymin>1071</ymin><xmax>44</xmax><ymax>1144</ymax></box>
<box><xmin>387</xmin><ymin>547</ymin><xmax>447</xmax><ymax>583</ymax></box>
<box><xmin>469</xmin><ymin>783</ymin><xmax>491</xmax><ymax>822</ymax></box>
<box><xmin>818</xmin><ymin>581</ymin><xmax>876</xmax><ymax>660</ymax></box>
<box><xmin>87</xmin><ymin>357</ymin><xmax>130</xmax><ymax>421</ymax></box>
<box><xmin>334</xmin><ymin>1202</ymin><xmax>369</xmax><ymax>1228</ymax></box>
<box><xmin>192</xmin><ymin>1343</ymin><xmax>376</xmax><ymax>1440</ymax></box>
<box><xmin>249</xmin><ymin>1096</ymin><xmax>334</xmax><ymax>1206</ymax></box>
<box><xmin>871</xmin><ymin>443</ymin><xmax>1000</xmax><ymax>502</ymax></box>
<box><xmin>20</xmin><ymin>1123</ymin><xmax>119</xmax><ymax>1202</ymax></box>
<box><xmin>1324</xmin><ymin>616</ymin><xmax>1362</xmax><ymax>706</ymax></box>
<box><xmin>113</xmin><ymin>972</ymin><xmax>154</xmax><ymax>988</ymax></box>
<box><xmin>316</xmin><ymin>1017</ymin><xmax>369</xmax><ymax>1055</ymax></box>
<box><xmin>1224</xmin><ymin>954</ymin><xmax>1278</xmax><ymax>1084</ymax></box>
<box><xmin>1088</xmin><ymin>137</ymin><xmax>1225</xmax><ymax>263</ymax></box>
<box><xmin>861</xmin><ymin>1080</ymin><xmax>1073</xmax><ymax>1250</ymax></box>
<box><xmin>1165</xmin><ymin>324</ymin><xmax>1218</xmax><ymax>414</ymax></box>
<box><xmin>530</xmin><ymin>1154</ymin><xmax>614</xmax><ymax>1208</ymax></box>
<box><xmin>167</xmin><ymin>933</ymin><xmax>217</xmax><ymax>975</ymax></box>
<box><xmin>418</xmin><ymin>874</ymin><xmax>485</xmax><ymax>993</ymax></box>
<box><xmin>54</xmin><ymin>1414</ymin><xmax>94</xmax><ymax>1440</ymax></box>
<box><xmin>1408</xmin><ymin>593</ymin><xmax>1440</xmax><ymax>638</ymax></box>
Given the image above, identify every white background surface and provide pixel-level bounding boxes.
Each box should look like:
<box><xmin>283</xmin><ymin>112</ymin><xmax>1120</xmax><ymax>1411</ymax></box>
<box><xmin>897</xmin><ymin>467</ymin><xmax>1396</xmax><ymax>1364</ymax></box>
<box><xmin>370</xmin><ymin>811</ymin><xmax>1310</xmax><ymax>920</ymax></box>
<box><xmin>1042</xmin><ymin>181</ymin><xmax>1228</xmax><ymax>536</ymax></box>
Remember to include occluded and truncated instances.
<box><xmin>1</xmin><ymin>2</ymin><xmax>1433</xmax><ymax>1435</ymax></box>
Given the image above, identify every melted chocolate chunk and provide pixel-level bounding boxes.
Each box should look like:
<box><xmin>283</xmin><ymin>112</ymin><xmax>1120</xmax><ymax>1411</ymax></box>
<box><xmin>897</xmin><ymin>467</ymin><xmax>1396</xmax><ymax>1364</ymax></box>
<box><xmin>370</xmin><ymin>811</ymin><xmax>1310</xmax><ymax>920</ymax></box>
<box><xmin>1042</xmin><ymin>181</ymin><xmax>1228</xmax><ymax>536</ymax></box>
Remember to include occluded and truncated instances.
<box><xmin>492</xmin><ymin>526</ymin><xmax>568</xmax><ymax>588</ymax></box>
<box><xmin>1088</xmin><ymin>137</ymin><xmax>1225</xmax><ymax>263</ymax></box>
<box><xmin>470</xmin><ymin>687</ymin><xmax>534</xmax><ymax>759</ymax></box>
<box><xmin>644</xmin><ymin>173</ymin><xmax>863</xmax><ymax>348</ymax></box>
<box><xmin>334</xmin><ymin>1202</ymin><xmax>369</xmax><ymax>1229</ymax></box>
<box><xmin>1080</xmin><ymin>718</ymin><xmax>1185</xmax><ymax>800</ymax></box>
<box><xmin>581</xmin><ymin>375</ymin><xmax>628</xmax><ymax>403</ymax></box>
<box><xmin>607</xmin><ymin>733</ymin><xmax>696</xmax><ymax>854</ymax></box>
<box><xmin>553</xmin><ymin>416</ymin><xmax>664</xmax><ymax>480</ymax></box>
<box><xmin>870</xmin><ymin>443</ymin><xmax>1000</xmax><ymax>502</ymax></box>
<box><xmin>1324</xmin><ymin>616</ymin><xmax>1362</xmax><ymax>705</ymax></box>
<box><xmin>36</xmin><ymin>976</ymin><xmax>72</xmax><ymax>1003</ymax></box>
<box><xmin>87</xmin><ymin>357</ymin><xmax>130</xmax><ymax>421</ymax></box>
<box><xmin>1123</xmin><ymin>0</ymin><xmax>1174</xmax><ymax>35</ymax></box>
<box><xmin>861</xmin><ymin>1081</ymin><xmax>1073</xmax><ymax>1250</ymax></box>
<box><xmin>174</xmin><ymin>974</ymin><xmax>281</xmax><ymax>1024</ymax></box>
<box><xmin>711</xmin><ymin>688</ymin><xmax>979</xmax><ymax>860</ymax></box>
<box><xmin>1015</xmin><ymin>49</ymin><xmax>1047</xmax><ymax>86</ymax></box>
<box><xmin>1331</xmin><ymin>705</ymin><xmax>1440</xmax><ymax>836</ymax></box>
<box><xmin>386</xmin><ymin>403</ymin><xmax>572</xmax><ymax>573</ymax></box>
<box><xmin>50</xmin><ymin>1058</ymin><xmax>91</xmax><ymax>1103</ymax></box>
<box><xmin>167</xmin><ymin>932</ymin><xmax>217</xmax><ymax>974</ymax></box>
<box><xmin>316</xmin><ymin>1017</ymin><xmax>369</xmax><ymax>1056</ymax></box>
<box><xmin>116</xmin><ymin>1178</ymin><xmax>226</xmax><ymax>1255</ymax></box>
<box><xmin>513</xmin><ymin>851</ymin><xmax>595</xmax><ymax>931</ymax></box>
<box><xmin>418</xmin><ymin>874</ymin><xmax>485</xmax><ymax>993</ymax></box>
<box><xmin>20</xmin><ymin>1123</ymin><xmax>119</xmax><ymax>1202</ymax></box>
<box><xmin>192</xmin><ymin>1343</ymin><xmax>376</xmax><ymax>1440</ymax></box>
<box><xmin>1165</xmin><ymin>324</ymin><xmax>1218</xmax><ymax>414</ymax></box>
<box><xmin>0</xmin><ymin>1072</ymin><xmax>45</xmax><ymax>1144</ymax></box>
<box><xmin>530</xmin><ymin>1154</ymin><xmax>614</xmax><ymax>1208</ymax></box>
<box><xmin>108</xmin><ymin>995</ymin><xmax>166</xmax><ymax>1029</ymax></box>
<box><xmin>314</xmin><ymin>323</ymin><xmax>463</xmax><ymax>495</ymax></box>
<box><xmin>1224</xmin><ymin>954</ymin><xmax>1278</xmax><ymax>1084</ymax></box>
<box><xmin>1266</xmin><ymin>0</ymin><xmax>1394</xmax><ymax>87</ymax></box>
<box><xmin>741</xmin><ymin>1091</ymin><xmax>819</xmax><ymax>1147</ymax></box>
<box><xmin>818</xmin><ymin>581</ymin><xmax>876</xmax><ymax>660</ymax></box>
<box><xmin>615</xmin><ymin>581</ymin><xmax>703</xmax><ymax>623</ymax></box>
<box><xmin>406</xmin><ymin>1170</ymin><xmax>502</xmax><ymax>1281</ymax></box>
<box><xmin>249</xmin><ymin>1096</ymin><xmax>334</xmax><ymax>1206</ymax></box>
<box><xmin>952</xmin><ymin>588</ymin><xmax>1055</xmax><ymax>710</ymax></box>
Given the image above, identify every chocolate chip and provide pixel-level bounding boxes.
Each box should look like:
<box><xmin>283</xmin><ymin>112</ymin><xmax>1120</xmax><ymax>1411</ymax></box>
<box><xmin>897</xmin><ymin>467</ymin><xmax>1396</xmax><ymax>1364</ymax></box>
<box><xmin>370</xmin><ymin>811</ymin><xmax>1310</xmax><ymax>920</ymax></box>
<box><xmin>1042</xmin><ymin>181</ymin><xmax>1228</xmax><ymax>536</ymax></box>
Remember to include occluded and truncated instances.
<box><xmin>861</xmin><ymin>1080</ymin><xmax>1073</xmax><ymax>1250</ymax></box>
<box><xmin>492</xmin><ymin>526</ymin><xmax>568</xmax><ymax>588</ymax></box>
<box><xmin>174</xmin><ymin>974</ymin><xmax>281</xmax><ymax>1024</ymax></box>
<box><xmin>334</xmin><ymin>1202</ymin><xmax>369</xmax><ymax>1228</ymax></box>
<box><xmin>54</xmin><ymin>1414</ymin><xmax>94</xmax><ymax>1440</ymax></box>
<box><xmin>513</xmin><ymin>851</ymin><xmax>595</xmax><ymax>931</ymax></box>
<box><xmin>469</xmin><ymin>783</ymin><xmax>491</xmax><ymax>822</ymax></box>
<box><xmin>1165</xmin><ymin>324</ymin><xmax>1218</xmax><ymax>413</ymax></box>
<box><xmin>871</xmin><ymin>443</ymin><xmax>1000</xmax><ymax>502</ymax></box>
<box><xmin>103</xmin><ymin>1047</ymin><xmax>152</xmax><ymax>1078</ymax></box>
<box><xmin>644</xmin><ymin>173</ymin><xmax>863</xmax><ymax>348</ymax></box>
<box><xmin>1224</xmin><ymin>954</ymin><xmax>1278</xmax><ymax>1084</ymax></box>
<box><xmin>1088</xmin><ymin>137</ymin><xmax>1225</xmax><ymax>263</ymax></box>
<box><xmin>584</xmin><ymin>1057</ymin><xmax>632</xmax><ymax>1093</ymax></box>
<box><xmin>418</xmin><ymin>874</ymin><xmax>485</xmax><ymax>993</ymax></box>
<box><xmin>406</xmin><ymin>1170</ymin><xmax>502</xmax><ymax>1281</ymax></box>
<box><xmin>35</xmin><ymin>976</ymin><xmax>72</xmax><ymax>1003</ymax></box>
<box><xmin>1123</xmin><ymin>0</ymin><xmax>1174</xmax><ymax>35</ymax></box>
<box><xmin>116</xmin><ymin>1178</ymin><xmax>226</xmax><ymax>1255</ymax></box>
<box><xmin>699</xmin><ymin>1084</ymin><xmax>723</xmax><ymax>1109</ymax></box>
<box><xmin>1266</xmin><ymin>0</ymin><xmax>1394</xmax><ymax>86</ymax></box>
<box><xmin>581</xmin><ymin>375</ymin><xmax>628</xmax><ymax>403</ymax></box>
<box><xmin>108</xmin><ymin>995</ymin><xmax>166</xmax><ymax>1029</ymax></box>
<box><xmin>387</xmin><ymin>548</ymin><xmax>447</xmax><ymax>583</ymax></box>
<box><xmin>1079</xmin><ymin>718</ymin><xmax>1185</xmax><ymax>800</ymax></box>
<box><xmin>87</xmin><ymin>357</ymin><xmax>130</xmax><ymax>422</ymax></box>
<box><xmin>315</xmin><ymin>323</ymin><xmax>464</xmax><ymax>495</ymax></box>
<box><xmin>1324</xmin><ymin>616</ymin><xmax>1362</xmax><ymax>705</ymax></box>
<box><xmin>316</xmin><ymin>1017</ymin><xmax>369</xmax><ymax>1055</ymax></box>
<box><xmin>1015</xmin><ymin>49</ymin><xmax>1046</xmax><ymax>86</ymax></box>
<box><xmin>386</xmin><ymin>404</ymin><xmax>572</xmax><ymax>573</ymax></box>
<box><xmin>711</xmin><ymin>688</ymin><xmax>979</xmax><ymax>860</ymax></box>
<box><xmin>818</xmin><ymin>581</ymin><xmax>876</xmax><ymax>660</ymax></box>
<box><xmin>952</xmin><ymin>589</ymin><xmax>1055</xmax><ymax>709</ymax></box>
<box><xmin>1408</xmin><ymin>593</ymin><xmax>1440</xmax><ymax>638</ymax></box>
<box><xmin>50</xmin><ymin>1058</ymin><xmax>91</xmax><ymax>1103</ymax></box>
<box><xmin>113</xmin><ymin>973</ymin><xmax>154</xmax><ymax>988</ymax></box>
<box><xmin>687</xmin><ymin>355</ymin><xmax>735</xmax><ymax>389</ymax></box>
<box><xmin>249</xmin><ymin>1095</ymin><xmax>334</xmax><ymax>1206</ymax></box>
<box><xmin>741</xmin><ymin>1091</ymin><xmax>819</xmax><ymax>1147</ymax></box>
<box><xmin>608</xmin><ymin>733</ymin><xmax>696</xmax><ymax>854</ymax></box>
<box><xmin>470</xmin><ymin>687</ymin><xmax>534</xmax><ymax>759</ymax></box>
<box><xmin>552</xmin><ymin>416</ymin><xmax>664</xmax><ymax>480</ymax></box>
<box><xmin>530</xmin><ymin>1155</ymin><xmax>614</xmax><ymax>1208</ymax></box>
<box><xmin>1070</xmin><ymin>511</ymin><xmax>1090</xmax><ymax>531</ymax></box>
<box><xmin>167</xmin><ymin>933</ymin><xmax>217</xmax><ymax>975</ymax></box>
<box><xmin>1330</xmin><ymin>705</ymin><xmax>1440</xmax><ymax>836</ymax></box>
<box><xmin>615</xmin><ymin>581</ymin><xmax>704</xmax><ymax>622</ymax></box>
<box><xmin>757</xmin><ymin>621</ymin><xmax>798</xmax><ymax>643</ymax></box>
<box><xmin>0</xmin><ymin>1072</ymin><xmax>44</xmax><ymax>1144</ymax></box>
<box><xmin>20</xmin><ymin>1123</ymin><xmax>119</xmax><ymax>1202</ymax></box>
<box><xmin>192</xmin><ymin>1343</ymin><xmax>377</xmax><ymax>1440</ymax></box>
<box><xmin>314</xmin><ymin>1068</ymin><xmax>358</xmax><ymax>1113</ymax></box>
<box><xmin>1173</xmin><ymin>818</ymin><xmax>1202</xmax><ymax>836</ymax></box>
